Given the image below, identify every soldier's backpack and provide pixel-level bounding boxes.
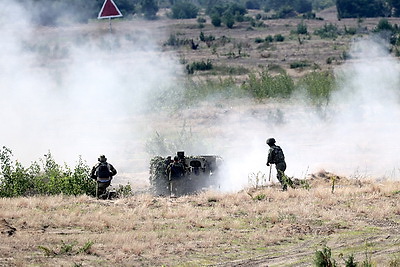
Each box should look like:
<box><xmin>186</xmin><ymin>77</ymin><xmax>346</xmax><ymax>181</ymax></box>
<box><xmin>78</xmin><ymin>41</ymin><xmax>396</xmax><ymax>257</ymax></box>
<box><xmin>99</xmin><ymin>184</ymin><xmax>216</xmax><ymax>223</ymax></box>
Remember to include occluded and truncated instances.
<box><xmin>97</xmin><ymin>162</ymin><xmax>111</xmax><ymax>179</ymax></box>
<box><xmin>271</xmin><ymin>146</ymin><xmax>285</xmax><ymax>163</ymax></box>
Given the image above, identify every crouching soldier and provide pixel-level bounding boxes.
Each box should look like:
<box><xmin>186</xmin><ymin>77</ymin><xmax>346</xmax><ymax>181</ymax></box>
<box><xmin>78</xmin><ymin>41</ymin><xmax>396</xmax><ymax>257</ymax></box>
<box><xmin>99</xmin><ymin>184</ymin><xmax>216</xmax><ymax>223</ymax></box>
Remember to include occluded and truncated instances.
<box><xmin>91</xmin><ymin>155</ymin><xmax>117</xmax><ymax>199</ymax></box>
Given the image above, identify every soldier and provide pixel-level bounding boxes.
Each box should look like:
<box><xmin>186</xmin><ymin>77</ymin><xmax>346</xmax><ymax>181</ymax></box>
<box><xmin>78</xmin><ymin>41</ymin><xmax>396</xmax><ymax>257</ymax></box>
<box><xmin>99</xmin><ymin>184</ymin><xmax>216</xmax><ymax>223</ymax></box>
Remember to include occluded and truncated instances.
<box><xmin>166</xmin><ymin>156</ymin><xmax>185</xmax><ymax>196</ymax></box>
<box><xmin>90</xmin><ymin>155</ymin><xmax>117</xmax><ymax>199</ymax></box>
<box><xmin>166</xmin><ymin>156</ymin><xmax>185</xmax><ymax>180</ymax></box>
<box><xmin>266</xmin><ymin>138</ymin><xmax>288</xmax><ymax>191</ymax></box>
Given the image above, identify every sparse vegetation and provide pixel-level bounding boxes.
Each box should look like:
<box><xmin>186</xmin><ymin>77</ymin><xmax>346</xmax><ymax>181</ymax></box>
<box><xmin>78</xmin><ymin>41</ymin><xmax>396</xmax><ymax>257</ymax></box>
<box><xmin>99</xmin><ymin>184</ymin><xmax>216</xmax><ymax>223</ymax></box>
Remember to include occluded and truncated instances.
<box><xmin>1</xmin><ymin>178</ymin><xmax>399</xmax><ymax>266</ymax></box>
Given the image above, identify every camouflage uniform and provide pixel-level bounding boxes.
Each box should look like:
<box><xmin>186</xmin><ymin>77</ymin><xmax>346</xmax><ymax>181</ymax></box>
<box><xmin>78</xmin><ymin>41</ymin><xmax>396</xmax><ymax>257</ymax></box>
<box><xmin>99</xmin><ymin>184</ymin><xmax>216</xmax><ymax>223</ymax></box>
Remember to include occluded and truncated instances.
<box><xmin>267</xmin><ymin>141</ymin><xmax>287</xmax><ymax>190</ymax></box>
<box><xmin>90</xmin><ymin>155</ymin><xmax>117</xmax><ymax>199</ymax></box>
<box><xmin>166</xmin><ymin>157</ymin><xmax>185</xmax><ymax>196</ymax></box>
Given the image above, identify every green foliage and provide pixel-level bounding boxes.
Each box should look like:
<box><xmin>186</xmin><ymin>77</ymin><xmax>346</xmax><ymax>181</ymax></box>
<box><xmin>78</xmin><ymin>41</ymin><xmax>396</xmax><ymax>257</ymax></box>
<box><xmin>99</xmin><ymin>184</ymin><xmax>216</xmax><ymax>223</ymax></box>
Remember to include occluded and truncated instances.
<box><xmin>344</xmin><ymin>254</ymin><xmax>357</xmax><ymax>267</ymax></box>
<box><xmin>336</xmin><ymin>0</ymin><xmax>387</xmax><ymax>19</ymax></box>
<box><xmin>290</xmin><ymin>60</ymin><xmax>311</xmax><ymax>69</ymax></box>
<box><xmin>0</xmin><ymin>146</ymin><xmax>95</xmax><ymax>197</ymax></box>
<box><xmin>314</xmin><ymin>23</ymin><xmax>340</xmax><ymax>39</ymax></box>
<box><xmin>38</xmin><ymin>240</ymin><xmax>93</xmax><ymax>257</ymax></box>
<box><xmin>299</xmin><ymin>71</ymin><xmax>336</xmax><ymax>106</ymax></box>
<box><xmin>375</xmin><ymin>18</ymin><xmax>394</xmax><ymax>32</ymax></box>
<box><xmin>314</xmin><ymin>246</ymin><xmax>337</xmax><ymax>267</ymax></box>
<box><xmin>223</xmin><ymin>13</ymin><xmax>235</xmax><ymax>28</ymax></box>
<box><xmin>139</xmin><ymin>0</ymin><xmax>159</xmax><ymax>20</ymax></box>
<box><xmin>211</xmin><ymin>14</ymin><xmax>222</xmax><ymax>27</ymax></box>
<box><xmin>170</xmin><ymin>1</ymin><xmax>199</xmax><ymax>19</ymax></box>
<box><xmin>186</xmin><ymin>59</ymin><xmax>213</xmax><ymax>74</ymax></box>
<box><xmin>389</xmin><ymin>255</ymin><xmax>400</xmax><ymax>267</ymax></box>
<box><xmin>242</xmin><ymin>71</ymin><xmax>295</xmax><ymax>99</ymax></box>
<box><xmin>269</xmin><ymin>0</ymin><xmax>312</xmax><ymax>14</ymax></box>
<box><xmin>274</xmin><ymin>34</ymin><xmax>285</xmax><ymax>42</ymax></box>
<box><xmin>199</xmin><ymin>32</ymin><xmax>215</xmax><ymax>43</ymax></box>
<box><xmin>296</xmin><ymin>21</ymin><xmax>308</xmax><ymax>35</ymax></box>
<box><xmin>164</xmin><ymin>34</ymin><xmax>190</xmax><ymax>47</ymax></box>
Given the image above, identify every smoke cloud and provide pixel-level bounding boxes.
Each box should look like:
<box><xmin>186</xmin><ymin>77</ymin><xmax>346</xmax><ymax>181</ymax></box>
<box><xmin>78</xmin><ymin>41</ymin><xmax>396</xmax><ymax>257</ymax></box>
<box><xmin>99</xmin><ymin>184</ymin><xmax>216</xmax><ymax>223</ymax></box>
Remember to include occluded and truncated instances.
<box><xmin>2</xmin><ymin>1</ymin><xmax>400</xmax><ymax>191</ymax></box>
<box><xmin>1</xmin><ymin>1</ymin><xmax>181</xmax><ymax>184</ymax></box>
<box><xmin>211</xmin><ymin>37</ymin><xmax>400</xmax><ymax>191</ymax></box>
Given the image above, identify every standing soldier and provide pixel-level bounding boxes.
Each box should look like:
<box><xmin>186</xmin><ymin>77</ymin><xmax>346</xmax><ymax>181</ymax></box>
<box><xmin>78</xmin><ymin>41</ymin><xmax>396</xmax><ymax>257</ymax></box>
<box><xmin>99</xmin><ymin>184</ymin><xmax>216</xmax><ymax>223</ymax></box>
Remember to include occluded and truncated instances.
<box><xmin>166</xmin><ymin>156</ymin><xmax>185</xmax><ymax>196</ymax></box>
<box><xmin>91</xmin><ymin>155</ymin><xmax>117</xmax><ymax>199</ymax></box>
<box><xmin>266</xmin><ymin>138</ymin><xmax>288</xmax><ymax>191</ymax></box>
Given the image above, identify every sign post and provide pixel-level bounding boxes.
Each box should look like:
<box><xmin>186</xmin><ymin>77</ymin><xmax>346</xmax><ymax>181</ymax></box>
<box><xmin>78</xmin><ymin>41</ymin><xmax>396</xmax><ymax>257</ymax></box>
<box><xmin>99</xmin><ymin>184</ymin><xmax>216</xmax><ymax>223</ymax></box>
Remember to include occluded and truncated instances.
<box><xmin>98</xmin><ymin>0</ymin><xmax>123</xmax><ymax>32</ymax></box>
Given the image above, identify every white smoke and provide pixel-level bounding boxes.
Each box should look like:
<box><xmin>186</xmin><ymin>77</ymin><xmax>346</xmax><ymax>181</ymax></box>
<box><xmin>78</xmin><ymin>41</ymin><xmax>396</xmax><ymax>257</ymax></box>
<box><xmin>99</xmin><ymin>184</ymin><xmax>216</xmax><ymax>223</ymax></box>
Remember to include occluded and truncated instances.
<box><xmin>0</xmin><ymin>1</ymin><xmax>181</xmax><ymax>184</ymax></box>
<box><xmin>2</xmin><ymin>1</ymin><xmax>400</xmax><ymax>192</ymax></box>
<box><xmin>212</xmin><ymin>38</ymin><xmax>400</xmax><ymax>191</ymax></box>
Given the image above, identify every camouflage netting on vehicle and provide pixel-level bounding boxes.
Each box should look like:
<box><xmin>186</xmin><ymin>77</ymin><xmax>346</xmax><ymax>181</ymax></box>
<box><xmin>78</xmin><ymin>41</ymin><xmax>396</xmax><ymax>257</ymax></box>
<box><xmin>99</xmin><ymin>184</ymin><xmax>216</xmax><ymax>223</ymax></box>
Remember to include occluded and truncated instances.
<box><xmin>149</xmin><ymin>156</ymin><xmax>170</xmax><ymax>196</ymax></box>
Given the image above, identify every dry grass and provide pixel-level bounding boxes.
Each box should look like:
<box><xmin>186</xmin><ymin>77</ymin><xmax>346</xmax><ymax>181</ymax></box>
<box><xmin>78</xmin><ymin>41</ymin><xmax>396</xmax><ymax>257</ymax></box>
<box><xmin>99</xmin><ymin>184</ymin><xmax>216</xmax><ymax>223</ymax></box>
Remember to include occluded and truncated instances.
<box><xmin>1</xmin><ymin>177</ymin><xmax>399</xmax><ymax>266</ymax></box>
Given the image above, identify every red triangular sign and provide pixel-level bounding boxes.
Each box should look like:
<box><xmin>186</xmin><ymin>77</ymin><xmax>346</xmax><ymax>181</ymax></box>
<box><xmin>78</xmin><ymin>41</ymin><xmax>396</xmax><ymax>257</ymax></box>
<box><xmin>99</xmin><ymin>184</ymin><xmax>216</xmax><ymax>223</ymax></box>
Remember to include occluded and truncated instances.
<box><xmin>98</xmin><ymin>0</ymin><xmax>123</xmax><ymax>19</ymax></box>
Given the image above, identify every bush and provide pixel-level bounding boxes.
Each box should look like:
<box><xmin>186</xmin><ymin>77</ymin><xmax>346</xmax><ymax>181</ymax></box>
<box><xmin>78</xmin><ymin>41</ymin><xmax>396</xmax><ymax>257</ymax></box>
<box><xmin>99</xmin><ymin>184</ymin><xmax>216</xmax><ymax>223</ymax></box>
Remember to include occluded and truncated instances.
<box><xmin>242</xmin><ymin>71</ymin><xmax>295</xmax><ymax>99</ymax></box>
<box><xmin>223</xmin><ymin>13</ymin><xmax>235</xmax><ymax>28</ymax></box>
<box><xmin>314</xmin><ymin>23</ymin><xmax>340</xmax><ymax>39</ymax></box>
<box><xmin>290</xmin><ymin>60</ymin><xmax>311</xmax><ymax>69</ymax></box>
<box><xmin>170</xmin><ymin>1</ymin><xmax>199</xmax><ymax>19</ymax></box>
<box><xmin>0</xmin><ymin>147</ymin><xmax>95</xmax><ymax>197</ymax></box>
<box><xmin>298</xmin><ymin>71</ymin><xmax>336</xmax><ymax>106</ymax></box>
<box><xmin>274</xmin><ymin>34</ymin><xmax>285</xmax><ymax>42</ymax></box>
<box><xmin>186</xmin><ymin>59</ymin><xmax>213</xmax><ymax>74</ymax></box>
<box><xmin>314</xmin><ymin>246</ymin><xmax>337</xmax><ymax>267</ymax></box>
<box><xmin>265</xmin><ymin>35</ymin><xmax>274</xmax><ymax>42</ymax></box>
<box><xmin>211</xmin><ymin>14</ymin><xmax>222</xmax><ymax>27</ymax></box>
<box><xmin>296</xmin><ymin>21</ymin><xmax>308</xmax><ymax>34</ymax></box>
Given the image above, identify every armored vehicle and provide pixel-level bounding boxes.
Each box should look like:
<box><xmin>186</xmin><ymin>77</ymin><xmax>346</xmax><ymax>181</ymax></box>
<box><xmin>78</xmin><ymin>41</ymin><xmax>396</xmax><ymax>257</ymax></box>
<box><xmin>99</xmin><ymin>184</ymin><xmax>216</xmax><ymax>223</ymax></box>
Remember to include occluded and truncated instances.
<box><xmin>149</xmin><ymin>151</ymin><xmax>222</xmax><ymax>196</ymax></box>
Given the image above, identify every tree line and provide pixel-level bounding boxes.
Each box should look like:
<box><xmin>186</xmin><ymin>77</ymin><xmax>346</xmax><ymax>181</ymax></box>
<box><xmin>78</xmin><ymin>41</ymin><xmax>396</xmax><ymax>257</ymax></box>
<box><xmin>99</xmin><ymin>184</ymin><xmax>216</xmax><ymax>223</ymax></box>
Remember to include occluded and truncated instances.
<box><xmin>13</xmin><ymin>0</ymin><xmax>400</xmax><ymax>26</ymax></box>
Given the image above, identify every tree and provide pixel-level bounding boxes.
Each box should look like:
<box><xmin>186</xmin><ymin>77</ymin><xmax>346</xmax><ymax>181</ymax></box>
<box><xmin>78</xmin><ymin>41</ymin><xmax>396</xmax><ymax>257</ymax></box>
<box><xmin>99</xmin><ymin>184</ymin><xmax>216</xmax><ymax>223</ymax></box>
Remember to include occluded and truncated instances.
<box><xmin>336</xmin><ymin>0</ymin><xmax>388</xmax><ymax>19</ymax></box>
<box><xmin>140</xmin><ymin>0</ymin><xmax>159</xmax><ymax>20</ymax></box>
<box><xmin>170</xmin><ymin>1</ymin><xmax>199</xmax><ymax>19</ymax></box>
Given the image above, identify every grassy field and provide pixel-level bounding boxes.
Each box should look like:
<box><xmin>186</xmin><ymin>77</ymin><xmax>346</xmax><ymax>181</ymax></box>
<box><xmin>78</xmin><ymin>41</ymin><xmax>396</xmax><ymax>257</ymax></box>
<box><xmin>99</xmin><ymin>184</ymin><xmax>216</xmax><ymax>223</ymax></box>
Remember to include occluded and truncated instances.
<box><xmin>1</xmin><ymin>175</ymin><xmax>399</xmax><ymax>266</ymax></box>
<box><xmin>2</xmin><ymin>5</ymin><xmax>400</xmax><ymax>267</ymax></box>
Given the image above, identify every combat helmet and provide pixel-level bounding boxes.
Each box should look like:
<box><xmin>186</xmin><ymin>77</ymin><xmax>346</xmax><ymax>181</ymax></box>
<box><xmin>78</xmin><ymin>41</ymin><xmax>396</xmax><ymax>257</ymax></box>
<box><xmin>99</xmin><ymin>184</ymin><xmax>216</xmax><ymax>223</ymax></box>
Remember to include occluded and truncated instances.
<box><xmin>266</xmin><ymin>138</ymin><xmax>276</xmax><ymax>145</ymax></box>
<box><xmin>98</xmin><ymin>155</ymin><xmax>107</xmax><ymax>162</ymax></box>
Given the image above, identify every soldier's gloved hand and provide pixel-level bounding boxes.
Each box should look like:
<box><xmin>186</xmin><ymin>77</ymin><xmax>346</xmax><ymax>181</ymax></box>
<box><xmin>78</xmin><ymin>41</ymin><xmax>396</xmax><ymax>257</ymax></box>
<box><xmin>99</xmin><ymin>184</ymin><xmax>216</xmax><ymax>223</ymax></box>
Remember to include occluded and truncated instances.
<box><xmin>266</xmin><ymin>163</ymin><xmax>270</xmax><ymax>166</ymax></box>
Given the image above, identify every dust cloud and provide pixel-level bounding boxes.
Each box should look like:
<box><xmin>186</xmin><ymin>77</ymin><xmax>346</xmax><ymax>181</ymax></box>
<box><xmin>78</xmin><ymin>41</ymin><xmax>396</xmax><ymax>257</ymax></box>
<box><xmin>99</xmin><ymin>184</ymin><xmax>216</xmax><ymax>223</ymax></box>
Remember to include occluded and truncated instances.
<box><xmin>2</xmin><ymin>1</ymin><xmax>400</xmax><ymax>191</ymax></box>
<box><xmin>0</xmin><ymin>1</ymin><xmax>181</xmax><ymax>183</ymax></box>
<box><xmin>212</xmin><ymin>38</ymin><xmax>400</xmax><ymax>191</ymax></box>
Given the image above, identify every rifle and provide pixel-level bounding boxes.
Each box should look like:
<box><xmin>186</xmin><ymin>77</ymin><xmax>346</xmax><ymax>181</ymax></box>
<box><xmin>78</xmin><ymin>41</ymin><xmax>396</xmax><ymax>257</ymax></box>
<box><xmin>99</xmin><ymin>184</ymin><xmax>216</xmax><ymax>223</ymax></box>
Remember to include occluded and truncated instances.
<box><xmin>268</xmin><ymin>164</ymin><xmax>272</xmax><ymax>182</ymax></box>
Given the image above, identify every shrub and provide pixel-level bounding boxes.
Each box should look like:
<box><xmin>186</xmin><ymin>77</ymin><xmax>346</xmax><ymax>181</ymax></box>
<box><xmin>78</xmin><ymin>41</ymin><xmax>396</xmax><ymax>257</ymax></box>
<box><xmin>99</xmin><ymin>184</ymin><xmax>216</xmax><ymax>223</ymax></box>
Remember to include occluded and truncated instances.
<box><xmin>265</xmin><ymin>35</ymin><xmax>274</xmax><ymax>42</ymax></box>
<box><xmin>164</xmin><ymin>34</ymin><xmax>190</xmax><ymax>47</ymax></box>
<box><xmin>170</xmin><ymin>1</ymin><xmax>199</xmax><ymax>19</ymax></box>
<box><xmin>223</xmin><ymin>13</ymin><xmax>235</xmax><ymax>28</ymax></box>
<box><xmin>0</xmin><ymin>147</ymin><xmax>95</xmax><ymax>197</ymax></box>
<box><xmin>242</xmin><ymin>71</ymin><xmax>295</xmax><ymax>99</ymax></box>
<box><xmin>375</xmin><ymin>18</ymin><xmax>394</xmax><ymax>32</ymax></box>
<box><xmin>314</xmin><ymin>246</ymin><xmax>337</xmax><ymax>267</ymax></box>
<box><xmin>314</xmin><ymin>23</ymin><xmax>340</xmax><ymax>39</ymax></box>
<box><xmin>186</xmin><ymin>59</ymin><xmax>213</xmax><ymax>74</ymax></box>
<box><xmin>211</xmin><ymin>14</ymin><xmax>222</xmax><ymax>27</ymax></box>
<box><xmin>298</xmin><ymin>71</ymin><xmax>336</xmax><ymax>106</ymax></box>
<box><xmin>197</xmin><ymin>17</ymin><xmax>206</xmax><ymax>23</ymax></box>
<box><xmin>290</xmin><ymin>60</ymin><xmax>311</xmax><ymax>69</ymax></box>
<box><xmin>274</xmin><ymin>34</ymin><xmax>285</xmax><ymax>42</ymax></box>
<box><xmin>255</xmin><ymin>37</ymin><xmax>265</xmax><ymax>43</ymax></box>
<box><xmin>296</xmin><ymin>21</ymin><xmax>308</xmax><ymax>34</ymax></box>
